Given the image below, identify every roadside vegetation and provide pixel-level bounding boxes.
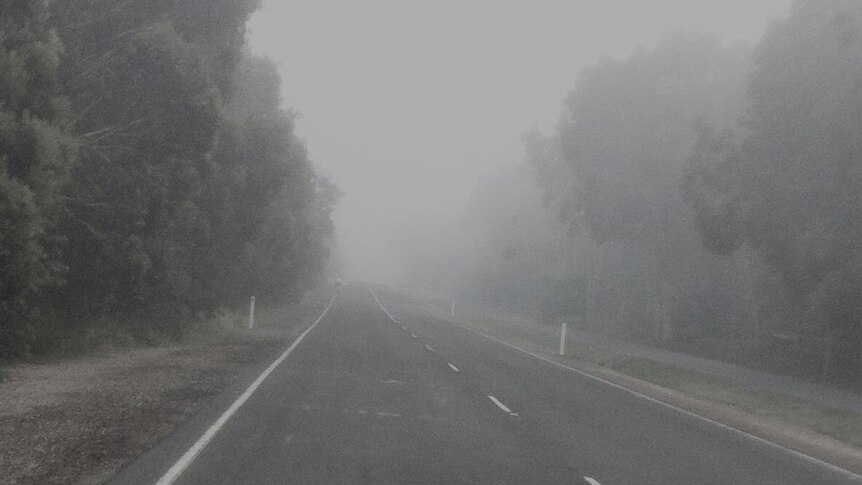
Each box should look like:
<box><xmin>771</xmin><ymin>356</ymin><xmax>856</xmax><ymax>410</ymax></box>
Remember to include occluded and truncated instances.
<box><xmin>425</xmin><ymin>300</ymin><xmax>862</xmax><ymax>456</ymax></box>
<box><xmin>411</xmin><ymin>0</ymin><xmax>862</xmax><ymax>380</ymax></box>
<box><xmin>0</xmin><ymin>1</ymin><xmax>338</xmax><ymax>358</ymax></box>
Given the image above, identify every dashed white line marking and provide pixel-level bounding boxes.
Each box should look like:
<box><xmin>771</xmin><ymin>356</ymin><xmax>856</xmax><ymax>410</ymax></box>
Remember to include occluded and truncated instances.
<box><xmin>155</xmin><ymin>295</ymin><xmax>337</xmax><ymax>485</ymax></box>
<box><xmin>488</xmin><ymin>395</ymin><xmax>518</xmax><ymax>416</ymax></box>
<box><xmin>369</xmin><ymin>287</ymin><xmax>382</xmax><ymax>305</ymax></box>
<box><xmin>400</xmin><ymin>326</ymin><xmax>406</xmax><ymax>330</ymax></box>
<box><xmin>369</xmin><ymin>287</ymin><xmax>398</xmax><ymax>324</ymax></box>
<box><xmin>584</xmin><ymin>477</ymin><xmax>601</xmax><ymax>485</ymax></box>
<box><xmin>424</xmin><ymin>344</ymin><xmax>435</xmax><ymax>352</ymax></box>
<box><xmin>447</xmin><ymin>363</ymin><xmax>460</xmax><ymax>372</ymax></box>
<box><xmin>411</xmin><ymin>333</ymin><xmax>418</xmax><ymax>339</ymax></box>
<box><xmin>376</xmin><ymin>411</ymin><xmax>401</xmax><ymax>418</ymax></box>
<box><xmin>440</xmin><ymin>317</ymin><xmax>862</xmax><ymax>482</ymax></box>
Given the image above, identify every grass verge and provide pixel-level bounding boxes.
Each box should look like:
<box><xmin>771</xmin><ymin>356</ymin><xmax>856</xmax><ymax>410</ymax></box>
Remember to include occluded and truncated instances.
<box><xmin>616</xmin><ymin>357</ymin><xmax>862</xmax><ymax>449</ymax></box>
<box><xmin>429</xmin><ymin>305</ymin><xmax>862</xmax><ymax>453</ymax></box>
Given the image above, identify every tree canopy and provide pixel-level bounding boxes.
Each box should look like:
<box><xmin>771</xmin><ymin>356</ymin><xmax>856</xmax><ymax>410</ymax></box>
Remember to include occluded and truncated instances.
<box><xmin>0</xmin><ymin>0</ymin><xmax>338</xmax><ymax>356</ymax></box>
<box><xmin>686</xmin><ymin>0</ymin><xmax>862</xmax><ymax>370</ymax></box>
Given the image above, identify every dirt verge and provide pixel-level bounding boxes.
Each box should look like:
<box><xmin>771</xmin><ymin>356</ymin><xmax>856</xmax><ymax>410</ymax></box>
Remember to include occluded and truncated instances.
<box><xmin>0</xmin><ymin>299</ymin><xmax>324</xmax><ymax>485</ymax></box>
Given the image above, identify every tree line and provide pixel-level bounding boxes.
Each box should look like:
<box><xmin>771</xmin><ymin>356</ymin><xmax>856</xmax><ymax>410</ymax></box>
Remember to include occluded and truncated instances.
<box><xmin>460</xmin><ymin>0</ymin><xmax>862</xmax><ymax>376</ymax></box>
<box><xmin>0</xmin><ymin>0</ymin><xmax>338</xmax><ymax>357</ymax></box>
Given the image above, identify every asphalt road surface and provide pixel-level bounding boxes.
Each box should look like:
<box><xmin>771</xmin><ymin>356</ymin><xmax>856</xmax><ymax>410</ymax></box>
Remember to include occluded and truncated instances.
<box><xmin>112</xmin><ymin>283</ymin><xmax>862</xmax><ymax>485</ymax></box>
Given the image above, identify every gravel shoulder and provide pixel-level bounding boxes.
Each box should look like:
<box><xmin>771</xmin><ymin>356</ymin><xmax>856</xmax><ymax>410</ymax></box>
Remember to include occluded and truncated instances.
<box><xmin>0</xmin><ymin>295</ymin><xmax>328</xmax><ymax>485</ymax></box>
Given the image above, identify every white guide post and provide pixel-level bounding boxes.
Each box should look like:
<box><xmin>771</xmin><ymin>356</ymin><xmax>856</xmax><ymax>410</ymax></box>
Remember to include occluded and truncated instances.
<box><xmin>248</xmin><ymin>296</ymin><xmax>256</xmax><ymax>329</ymax></box>
<box><xmin>559</xmin><ymin>323</ymin><xmax>567</xmax><ymax>356</ymax></box>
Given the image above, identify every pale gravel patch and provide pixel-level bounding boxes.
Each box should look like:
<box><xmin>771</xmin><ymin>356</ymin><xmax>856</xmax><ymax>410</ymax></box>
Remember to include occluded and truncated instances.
<box><xmin>0</xmin><ymin>297</ymin><xmax>327</xmax><ymax>485</ymax></box>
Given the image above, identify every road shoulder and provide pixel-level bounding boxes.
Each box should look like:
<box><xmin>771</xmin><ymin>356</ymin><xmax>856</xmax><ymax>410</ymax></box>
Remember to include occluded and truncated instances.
<box><xmin>404</xmin><ymin>292</ymin><xmax>862</xmax><ymax>479</ymax></box>
<box><xmin>0</xmin><ymin>297</ymin><xmax>328</xmax><ymax>485</ymax></box>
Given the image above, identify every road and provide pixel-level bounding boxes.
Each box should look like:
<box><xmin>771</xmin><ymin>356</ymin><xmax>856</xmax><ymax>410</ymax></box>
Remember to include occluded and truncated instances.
<box><xmin>112</xmin><ymin>283</ymin><xmax>862</xmax><ymax>485</ymax></box>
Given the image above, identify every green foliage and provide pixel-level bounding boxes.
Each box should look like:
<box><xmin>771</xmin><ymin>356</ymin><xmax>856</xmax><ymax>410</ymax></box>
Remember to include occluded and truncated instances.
<box><xmin>463</xmin><ymin>162</ymin><xmax>573</xmax><ymax>315</ymax></box>
<box><xmin>687</xmin><ymin>0</ymin><xmax>862</xmax><ymax>371</ymax></box>
<box><xmin>0</xmin><ymin>0</ymin><xmax>337</xmax><ymax>358</ymax></box>
<box><xmin>560</xmin><ymin>32</ymin><xmax>749</xmax><ymax>248</ymax></box>
<box><xmin>0</xmin><ymin>0</ymin><xmax>74</xmax><ymax>355</ymax></box>
<box><xmin>55</xmin><ymin>18</ymin><xmax>224</xmax><ymax>321</ymax></box>
<box><xmin>208</xmin><ymin>55</ymin><xmax>340</xmax><ymax>305</ymax></box>
<box><xmin>546</xmin><ymin>33</ymin><xmax>753</xmax><ymax>341</ymax></box>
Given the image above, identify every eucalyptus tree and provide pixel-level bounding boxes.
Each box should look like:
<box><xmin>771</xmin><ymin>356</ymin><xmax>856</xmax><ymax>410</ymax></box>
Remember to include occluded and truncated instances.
<box><xmin>0</xmin><ymin>0</ymin><xmax>75</xmax><ymax>354</ymax></box>
<box><xmin>556</xmin><ymin>33</ymin><xmax>751</xmax><ymax>341</ymax></box>
<box><xmin>686</xmin><ymin>0</ymin><xmax>862</xmax><ymax>372</ymax></box>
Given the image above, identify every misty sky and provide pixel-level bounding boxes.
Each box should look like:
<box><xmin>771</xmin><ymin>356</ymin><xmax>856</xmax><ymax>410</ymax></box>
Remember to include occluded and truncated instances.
<box><xmin>247</xmin><ymin>0</ymin><xmax>793</xmax><ymax>283</ymax></box>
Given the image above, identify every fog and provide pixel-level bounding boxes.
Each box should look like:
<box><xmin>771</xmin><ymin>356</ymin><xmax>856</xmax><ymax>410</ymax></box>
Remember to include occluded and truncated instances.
<box><xmin>242</xmin><ymin>0</ymin><xmax>862</xmax><ymax>376</ymax></box>
<box><xmin>247</xmin><ymin>0</ymin><xmax>791</xmax><ymax>284</ymax></box>
<box><xmin>4</xmin><ymin>3</ymin><xmax>862</xmax><ymax>481</ymax></box>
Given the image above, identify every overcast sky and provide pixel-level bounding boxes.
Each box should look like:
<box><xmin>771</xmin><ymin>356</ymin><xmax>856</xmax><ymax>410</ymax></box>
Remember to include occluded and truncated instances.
<box><xmin>247</xmin><ymin>0</ymin><xmax>793</xmax><ymax>282</ymax></box>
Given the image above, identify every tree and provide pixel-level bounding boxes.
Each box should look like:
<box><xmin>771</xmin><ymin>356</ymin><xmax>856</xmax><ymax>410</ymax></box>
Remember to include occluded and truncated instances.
<box><xmin>0</xmin><ymin>0</ymin><xmax>75</xmax><ymax>354</ymax></box>
<box><xmin>0</xmin><ymin>0</ymin><xmax>338</xmax><ymax>355</ymax></box>
<box><xmin>556</xmin><ymin>32</ymin><xmax>752</xmax><ymax>341</ymax></box>
<box><xmin>459</xmin><ymin>162</ymin><xmax>575</xmax><ymax>317</ymax></box>
<box><xmin>48</xmin><ymin>1</ymin><xmax>264</xmax><ymax>324</ymax></box>
<box><xmin>686</xmin><ymin>0</ymin><xmax>862</xmax><ymax>372</ymax></box>
<box><xmin>205</xmin><ymin>54</ymin><xmax>339</xmax><ymax>305</ymax></box>
<box><xmin>55</xmin><ymin>19</ymin><xmax>225</xmax><ymax>322</ymax></box>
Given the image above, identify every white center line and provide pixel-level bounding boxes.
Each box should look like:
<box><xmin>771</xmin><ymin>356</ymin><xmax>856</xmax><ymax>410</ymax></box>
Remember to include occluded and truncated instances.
<box><xmin>447</xmin><ymin>363</ymin><xmax>460</xmax><ymax>372</ymax></box>
<box><xmin>488</xmin><ymin>395</ymin><xmax>518</xmax><ymax>416</ymax></box>
<box><xmin>369</xmin><ymin>287</ymin><xmax>382</xmax><ymax>307</ymax></box>
<box><xmin>583</xmin><ymin>477</ymin><xmax>602</xmax><ymax>485</ymax></box>
<box><xmin>369</xmin><ymin>287</ymin><xmax>398</xmax><ymax>324</ymax></box>
<box><xmin>424</xmin><ymin>344</ymin><xmax>435</xmax><ymax>352</ymax></box>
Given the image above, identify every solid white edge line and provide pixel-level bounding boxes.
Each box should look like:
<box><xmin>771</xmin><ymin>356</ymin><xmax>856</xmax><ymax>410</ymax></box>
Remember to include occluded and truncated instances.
<box><xmin>154</xmin><ymin>294</ymin><xmax>337</xmax><ymax>485</ymax></box>
<box><xmin>488</xmin><ymin>395</ymin><xmax>514</xmax><ymax>414</ymax></box>
<box><xmin>583</xmin><ymin>477</ymin><xmax>602</xmax><ymax>485</ymax></box>
<box><xmin>436</xmin><ymin>312</ymin><xmax>862</xmax><ymax>482</ymax></box>
<box><xmin>448</xmin><ymin>363</ymin><xmax>460</xmax><ymax>372</ymax></box>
